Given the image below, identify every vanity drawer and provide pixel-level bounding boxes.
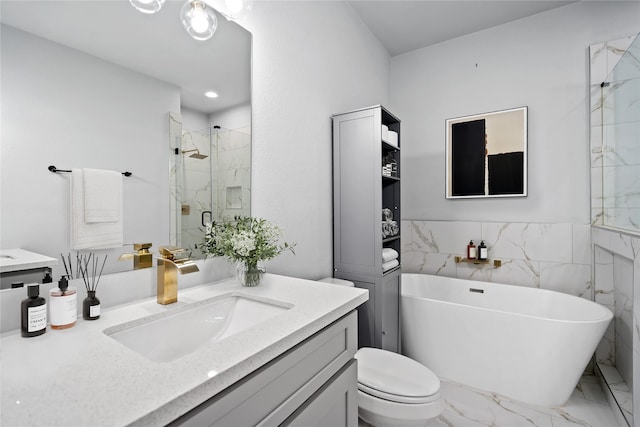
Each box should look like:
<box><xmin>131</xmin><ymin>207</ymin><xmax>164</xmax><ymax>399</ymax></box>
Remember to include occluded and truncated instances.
<box><xmin>172</xmin><ymin>311</ymin><xmax>358</xmax><ymax>426</ymax></box>
<box><xmin>282</xmin><ymin>360</ymin><xmax>358</xmax><ymax>427</ymax></box>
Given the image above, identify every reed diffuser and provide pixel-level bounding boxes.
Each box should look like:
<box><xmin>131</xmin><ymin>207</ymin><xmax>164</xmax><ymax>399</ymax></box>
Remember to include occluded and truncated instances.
<box><xmin>62</xmin><ymin>252</ymin><xmax>107</xmax><ymax>320</ymax></box>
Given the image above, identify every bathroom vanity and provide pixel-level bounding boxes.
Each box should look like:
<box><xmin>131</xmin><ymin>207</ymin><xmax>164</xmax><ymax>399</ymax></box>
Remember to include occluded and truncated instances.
<box><xmin>0</xmin><ymin>274</ymin><xmax>367</xmax><ymax>426</ymax></box>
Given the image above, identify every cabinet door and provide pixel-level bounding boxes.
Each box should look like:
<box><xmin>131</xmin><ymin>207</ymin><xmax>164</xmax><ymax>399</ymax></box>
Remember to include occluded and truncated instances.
<box><xmin>332</xmin><ymin>108</ymin><xmax>383</xmax><ymax>276</ymax></box>
<box><xmin>283</xmin><ymin>360</ymin><xmax>358</xmax><ymax>427</ymax></box>
<box><xmin>351</xmin><ymin>279</ymin><xmax>376</xmax><ymax>348</ymax></box>
<box><xmin>380</xmin><ymin>271</ymin><xmax>400</xmax><ymax>352</ymax></box>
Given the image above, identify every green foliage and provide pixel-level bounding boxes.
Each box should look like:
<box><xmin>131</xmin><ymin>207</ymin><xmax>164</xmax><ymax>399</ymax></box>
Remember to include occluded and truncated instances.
<box><xmin>202</xmin><ymin>216</ymin><xmax>296</xmax><ymax>266</ymax></box>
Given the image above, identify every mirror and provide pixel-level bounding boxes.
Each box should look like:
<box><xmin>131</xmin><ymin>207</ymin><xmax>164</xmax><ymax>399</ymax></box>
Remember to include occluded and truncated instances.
<box><xmin>172</xmin><ymin>119</ymin><xmax>251</xmax><ymax>259</ymax></box>
<box><xmin>0</xmin><ymin>1</ymin><xmax>251</xmax><ymax>279</ymax></box>
<box><xmin>446</xmin><ymin>107</ymin><xmax>527</xmax><ymax>198</ymax></box>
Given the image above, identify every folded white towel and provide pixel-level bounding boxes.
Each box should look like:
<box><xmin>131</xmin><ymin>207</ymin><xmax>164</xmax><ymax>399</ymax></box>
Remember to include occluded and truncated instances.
<box><xmin>83</xmin><ymin>168</ymin><xmax>122</xmax><ymax>223</ymax></box>
<box><xmin>382</xmin><ymin>259</ymin><xmax>399</xmax><ymax>272</ymax></box>
<box><xmin>382</xmin><ymin>248</ymin><xmax>399</xmax><ymax>263</ymax></box>
<box><xmin>381</xmin><ymin>125</ymin><xmax>389</xmax><ymax>142</ymax></box>
<box><xmin>71</xmin><ymin>169</ymin><xmax>123</xmax><ymax>250</ymax></box>
<box><xmin>388</xmin><ymin>130</ymin><xmax>398</xmax><ymax>147</ymax></box>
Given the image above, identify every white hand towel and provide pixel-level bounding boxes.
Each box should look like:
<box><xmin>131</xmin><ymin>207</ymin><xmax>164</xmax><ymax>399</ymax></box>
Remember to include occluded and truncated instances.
<box><xmin>83</xmin><ymin>168</ymin><xmax>122</xmax><ymax>223</ymax></box>
<box><xmin>382</xmin><ymin>259</ymin><xmax>399</xmax><ymax>272</ymax></box>
<box><xmin>71</xmin><ymin>169</ymin><xmax>123</xmax><ymax>250</ymax></box>
<box><xmin>382</xmin><ymin>248</ymin><xmax>399</xmax><ymax>263</ymax></box>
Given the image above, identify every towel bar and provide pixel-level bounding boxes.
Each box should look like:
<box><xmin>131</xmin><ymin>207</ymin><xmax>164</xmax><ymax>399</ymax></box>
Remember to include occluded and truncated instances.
<box><xmin>48</xmin><ymin>165</ymin><xmax>132</xmax><ymax>177</ymax></box>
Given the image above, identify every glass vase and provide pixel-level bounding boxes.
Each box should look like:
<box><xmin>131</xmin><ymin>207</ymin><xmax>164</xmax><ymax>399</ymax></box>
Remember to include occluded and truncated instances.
<box><xmin>83</xmin><ymin>291</ymin><xmax>101</xmax><ymax>320</ymax></box>
<box><xmin>236</xmin><ymin>261</ymin><xmax>265</xmax><ymax>287</ymax></box>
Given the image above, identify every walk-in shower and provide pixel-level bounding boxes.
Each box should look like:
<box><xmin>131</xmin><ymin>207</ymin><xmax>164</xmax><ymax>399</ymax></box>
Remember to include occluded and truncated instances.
<box><xmin>590</xmin><ymin>32</ymin><xmax>639</xmax><ymax>427</ymax></box>
<box><xmin>178</xmin><ymin>124</ymin><xmax>252</xmax><ymax>258</ymax></box>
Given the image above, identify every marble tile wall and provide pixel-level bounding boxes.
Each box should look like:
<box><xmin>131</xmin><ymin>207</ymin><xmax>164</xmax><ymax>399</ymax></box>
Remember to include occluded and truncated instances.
<box><xmin>591</xmin><ymin>226</ymin><xmax>640</xmax><ymax>427</ymax></box>
<box><xmin>594</xmin><ymin>245</ymin><xmax>615</xmax><ymax>366</ymax></box>
<box><xmin>215</xmin><ymin>128</ymin><xmax>251</xmax><ymax>220</ymax></box>
<box><xmin>401</xmin><ymin>220</ymin><xmax>592</xmax><ymax>298</ymax></box>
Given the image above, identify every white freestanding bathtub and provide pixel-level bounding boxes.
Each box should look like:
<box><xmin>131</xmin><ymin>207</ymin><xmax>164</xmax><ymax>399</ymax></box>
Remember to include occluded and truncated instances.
<box><xmin>401</xmin><ymin>273</ymin><xmax>612</xmax><ymax>407</ymax></box>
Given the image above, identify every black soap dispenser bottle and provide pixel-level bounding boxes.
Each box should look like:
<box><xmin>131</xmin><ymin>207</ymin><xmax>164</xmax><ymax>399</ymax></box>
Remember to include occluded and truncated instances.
<box><xmin>21</xmin><ymin>284</ymin><xmax>47</xmax><ymax>337</ymax></box>
<box><xmin>478</xmin><ymin>240</ymin><xmax>488</xmax><ymax>261</ymax></box>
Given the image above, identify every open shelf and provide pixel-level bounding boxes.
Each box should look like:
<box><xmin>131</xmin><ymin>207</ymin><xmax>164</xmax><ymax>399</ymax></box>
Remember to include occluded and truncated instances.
<box><xmin>454</xmin><ymin>256</ymin><xmax>502</xmax><ymax>267</ymax></box>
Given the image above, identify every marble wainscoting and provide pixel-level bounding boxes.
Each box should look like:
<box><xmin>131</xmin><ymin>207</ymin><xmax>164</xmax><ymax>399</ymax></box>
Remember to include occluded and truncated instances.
<box><xmin>401</xmin><ymin>220</ymin><xmax>592</xmax><ymax>298</ymax></box>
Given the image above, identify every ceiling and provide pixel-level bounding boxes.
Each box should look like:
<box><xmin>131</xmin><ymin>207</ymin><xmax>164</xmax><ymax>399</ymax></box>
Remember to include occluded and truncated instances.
<box><xmin>1</xmin><ymin>0</ymin><xmax>577</xmax><ymax>113</ymax></box>
<box><xmin>348</xmin><ymin>0</ymin><xmax>577</xmax><ymax>56</ymax></box>
<box><xmin>0</xmin><ymin>0</ymin><xmax>251</xmax><ymax>114</ymax></box>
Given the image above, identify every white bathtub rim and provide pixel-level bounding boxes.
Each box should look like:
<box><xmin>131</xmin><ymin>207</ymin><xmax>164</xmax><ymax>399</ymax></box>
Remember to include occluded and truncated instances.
<box><xmin>401</xmin><ymin>273</ymin><xmax>613</xmax><ymax>324</ymax></box>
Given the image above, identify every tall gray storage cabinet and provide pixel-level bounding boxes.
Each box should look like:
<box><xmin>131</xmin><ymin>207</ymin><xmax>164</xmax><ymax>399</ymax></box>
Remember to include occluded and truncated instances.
<box><xmin>331</xmin><ymin>106</ymin><xmax>401</xmax><ymax>352</ymax></box>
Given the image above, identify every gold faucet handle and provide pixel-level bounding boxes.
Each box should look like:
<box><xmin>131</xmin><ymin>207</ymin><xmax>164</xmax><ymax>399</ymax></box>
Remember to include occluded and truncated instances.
<box><xmin>159</xmin><ymin>246</ymin><xmax>189</xmax><ymax>261</ymax></box>
<box><xmin>158</xmin><ymin>246</ymin><xmax>199</xmax><ymax>274</ymax></box>
<box><xmin>133</xmin><ymin>243</ymin><xmax>153</xmax><ymax>253</ymax></box>
<box><xmin>119</xmin><ymin>243</ymin><xmax>154</xmax><ymax>269</ymax></box>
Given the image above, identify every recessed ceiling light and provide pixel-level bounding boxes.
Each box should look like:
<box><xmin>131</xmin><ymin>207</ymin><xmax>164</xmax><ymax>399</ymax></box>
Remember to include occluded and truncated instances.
<box><xmin>205</xmin><ymin>91</ymin><xmax>219</xmax><ymax>98</ymax></box>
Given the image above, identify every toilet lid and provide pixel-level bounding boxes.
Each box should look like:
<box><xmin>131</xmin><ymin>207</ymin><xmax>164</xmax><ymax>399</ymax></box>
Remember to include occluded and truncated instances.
<box><xmin>355</xmin><ymin>348</ymin><xmax>440</xmax><ymax>403</ymax></box>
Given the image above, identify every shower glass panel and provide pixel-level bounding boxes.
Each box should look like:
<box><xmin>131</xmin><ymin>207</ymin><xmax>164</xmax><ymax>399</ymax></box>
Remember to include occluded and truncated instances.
<box><xmin>601</xmin><ymin>33</ymin><xmax>640</xmax><ymax>232</ymax></box>
<box><xmin>179</xmin><ymin>126</ymin><xmax>251</xmax><ymax>259</ymax></box>
<box><xmin>595</xmin><ymin>32</ymin><xmax>639</xmax><ymax>427</ymax></box>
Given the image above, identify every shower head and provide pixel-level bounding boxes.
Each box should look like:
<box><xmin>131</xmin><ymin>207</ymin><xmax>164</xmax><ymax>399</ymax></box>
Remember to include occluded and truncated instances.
<box><xmin>181</xmin><ymin>148</ymin><xmax>208</xmax><ymax>159</ymax></box>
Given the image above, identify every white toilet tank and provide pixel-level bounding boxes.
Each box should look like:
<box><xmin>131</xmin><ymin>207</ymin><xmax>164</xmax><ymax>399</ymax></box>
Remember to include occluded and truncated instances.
<box><xmin>318</xmin><ymin>277</ymin><xmax>354</xmax><ymax>287</ymax></box>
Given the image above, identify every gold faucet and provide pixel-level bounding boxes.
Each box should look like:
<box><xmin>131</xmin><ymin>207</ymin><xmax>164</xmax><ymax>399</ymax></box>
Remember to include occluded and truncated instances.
<box><xmin>157</xmin><ymin>246</ymin><xmax>199</xmax><ymax>305</ymax></box>
<box><xmin>118</xmin><ymin>243</ymin><xmax>154</xmax><ymax>270</ymax></box>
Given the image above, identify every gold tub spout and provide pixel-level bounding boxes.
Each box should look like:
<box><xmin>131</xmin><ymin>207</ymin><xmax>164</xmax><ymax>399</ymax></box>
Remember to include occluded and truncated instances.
<box><xmin>157</xmin><ymin>246</ymin><xmax>199</xmax><ymax>305</ymax></box>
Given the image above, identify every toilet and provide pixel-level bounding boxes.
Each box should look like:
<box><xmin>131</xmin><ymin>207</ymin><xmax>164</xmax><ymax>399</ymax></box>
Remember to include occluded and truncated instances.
<box><xmin>319</xmin><ymin>278</ymin><xmax>443</xmax><ymax>427</ymax></box>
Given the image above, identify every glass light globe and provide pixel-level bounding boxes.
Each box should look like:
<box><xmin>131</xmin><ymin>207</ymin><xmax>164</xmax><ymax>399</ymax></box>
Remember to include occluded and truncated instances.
<box><xmin>129</xmin><ymin>0</ymin><xmax>165</xmax><ymax>14</ymax></box>
<box><xmin>209</xmin><ymin>0</ymin><xmax>253</xmax><ymax>21</ymax></box>
<box><xmin>181</xmin><ymin>0</ymin><xmax>218</xmax><ymax>41</ymax></box>
<box><xmin>224</xmin><ymin>0</ymin><xmax>252</xmax><ymax>16</ymax></box>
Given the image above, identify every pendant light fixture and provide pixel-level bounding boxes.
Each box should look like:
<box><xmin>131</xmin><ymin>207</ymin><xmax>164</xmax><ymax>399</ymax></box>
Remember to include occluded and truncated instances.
<box><xmin>129</xmin><ymin>0</ymin><xmax>166</xmax><ymax>14</ymax></box>
<box><xmin>180</xmin><ymin>0</ymin><xmax>218</xmax><ymax>41</ymax></box>
<box><xmin>130</xmin><ymin>0</ymin><xmax>251</xmax><ymax>41</ymax></box>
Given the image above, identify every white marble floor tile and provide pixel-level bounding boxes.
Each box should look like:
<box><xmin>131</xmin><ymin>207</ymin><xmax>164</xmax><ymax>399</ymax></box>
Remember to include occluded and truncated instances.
<box><xmin>359</xmin><ymin>376</ymin><xmax>619</xmax><ymax>427</ymax></box>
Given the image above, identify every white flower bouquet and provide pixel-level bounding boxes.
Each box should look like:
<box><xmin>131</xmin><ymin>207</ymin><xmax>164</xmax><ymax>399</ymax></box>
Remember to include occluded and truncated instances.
<box><xmin>202</xmin><ymin>216</ymin><xmax>295</xmax><ymax>286</ymax></box>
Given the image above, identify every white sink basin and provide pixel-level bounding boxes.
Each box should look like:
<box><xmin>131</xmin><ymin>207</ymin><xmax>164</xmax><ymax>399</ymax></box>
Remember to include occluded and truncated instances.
<box><xmin>104</xmin><ymin>293</ymin><xmax>292</xmax><ymax>363</ymax></box>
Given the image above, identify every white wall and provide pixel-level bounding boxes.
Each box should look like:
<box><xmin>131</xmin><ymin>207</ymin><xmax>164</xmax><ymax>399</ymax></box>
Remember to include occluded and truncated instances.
<box><xmin>1</xmin><ymin>25</ymin><xmax>179</xmax><ymax>280</ymax></box>
<box><xmin>241</xmin><ymin>1</ymin><xmax>390</xmax><ymax>279</ymax></box>
<box><xmin>209</xmin><ymin>103</ymin><xmax>251</xmax><ymax>132</ymax></box>
<box><xmin>391</xmin><ymin>1</ymin><xmax>640</xmax><ymax>224</ymax></box>
<box><xmin>391</xmin><ymin>2</ymin><xmax>640</xmax><ymax>298</ymax></box>
<box><xmin>181</xmin><ymin>108</ymin><xmax>210</xmax><ymax>132</ymax></box>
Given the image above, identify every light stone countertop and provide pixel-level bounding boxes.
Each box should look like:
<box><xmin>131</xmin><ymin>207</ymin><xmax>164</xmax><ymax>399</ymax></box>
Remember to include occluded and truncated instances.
<box><xmin>0</xmin><ymin>274</ymin><xmax>368</xmax><ymax>426</ymax></box>
<box><xmin>0</xmin><ymin>248</ymin><xmax>58</xmax><ymax>273</ymax></box>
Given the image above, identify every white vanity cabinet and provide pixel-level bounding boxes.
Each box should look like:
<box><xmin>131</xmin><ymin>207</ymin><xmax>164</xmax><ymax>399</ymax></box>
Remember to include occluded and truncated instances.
<box><xmin>171</xmin><ymin>312</ymin><xmax>359</xmax><ymax>427</ymax></box>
